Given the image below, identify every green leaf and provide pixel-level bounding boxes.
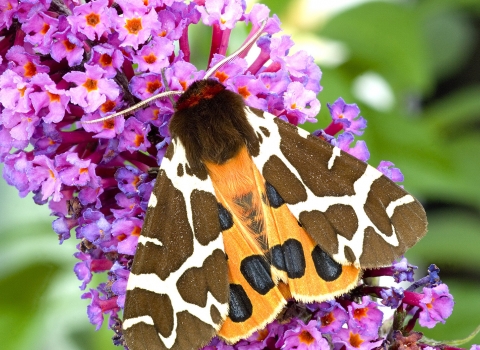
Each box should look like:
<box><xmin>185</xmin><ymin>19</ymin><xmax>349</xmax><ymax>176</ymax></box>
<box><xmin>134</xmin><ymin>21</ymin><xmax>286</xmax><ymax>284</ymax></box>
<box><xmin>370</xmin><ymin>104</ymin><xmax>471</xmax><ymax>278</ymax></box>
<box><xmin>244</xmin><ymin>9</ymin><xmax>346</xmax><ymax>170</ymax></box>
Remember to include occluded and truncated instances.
<box><xmin>319</xmin><ymin>2</ymin><xmax>433</xmax><ymax>94</ymax></box>
<box><xmin>420</xmin><ymin>6</ymin><xmax>476</xmax><ymax>80</ymax></box>
<box><xmin>0</xmin><ymin>263</ymin><xmax>58</xmax><ymax>349</ymax></box>
<box><xmin>410</xmin><ymin>210</ymin><xmax>480</xmax><ymax>269</ymax></box>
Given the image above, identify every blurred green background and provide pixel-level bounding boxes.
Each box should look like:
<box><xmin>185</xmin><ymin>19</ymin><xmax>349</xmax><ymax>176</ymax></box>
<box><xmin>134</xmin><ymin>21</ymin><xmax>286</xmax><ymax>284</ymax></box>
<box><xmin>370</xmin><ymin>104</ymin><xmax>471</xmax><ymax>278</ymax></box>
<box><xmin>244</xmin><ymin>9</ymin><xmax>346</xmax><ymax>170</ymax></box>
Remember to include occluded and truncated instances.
<box><xmin>1</xmin><ymin>0</ymin><xmax>479</xmax><ymax>349</ymax></box>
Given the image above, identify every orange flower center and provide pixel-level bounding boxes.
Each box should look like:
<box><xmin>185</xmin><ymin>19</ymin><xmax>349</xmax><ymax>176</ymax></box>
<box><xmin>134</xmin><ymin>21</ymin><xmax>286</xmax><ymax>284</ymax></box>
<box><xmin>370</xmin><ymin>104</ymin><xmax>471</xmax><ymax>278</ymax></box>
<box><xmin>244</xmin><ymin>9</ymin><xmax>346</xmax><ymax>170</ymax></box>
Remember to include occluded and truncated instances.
<box><xmin>353</xmin><ymin>307</ymin><xmax>368</xmax><ymax>320</ymax></box>
<box><xmin>238</xmin><ymin>86</ymin><xmax>250</xmax><ymax>99</ymax></box>
<box><xmin>101</xmin><ymin>100</ymin><xmax>116</xmax><ymax>113</ymax></box>
<box><xmin>41</xmin><ymin>23</ymin><xmax>50</xmax><ymax>34</ymax></box>
<box><xmin>299</xmin><ymin>330</ymin><xmax>315</xmax><ymax>345</ymax></box>
<box><xmin>180</xmin><ymin>80</ymin><xmax>188</xmax><ymax>91</ymax></box>
<box><xmin>143</xmin><ymin>53</ymin><xmax>157</xmax><ymax>64</ymax></box>
<box><xmin>18</xmin><ymin>86</ymin><xmax>27</xmax><ymax>97</ymax></box>
<box><xmin>103</xmin><ymin>119</ymin><xmax>115</xmax><ymax>130</ymax></box>
<box><xmin>132</xmin><ymin>175</ymin><xmax>140</xmax><ymax>189</ymax></box>
<box><xmin>131</xmin><ymin>226</ymin><xmax>141</xmax><ymax>236</ymax></box>
<box><xmin>321</xmin><ymin>312</ymin><xmax>335</xmax><ymax>326</ymax></box>
<box><xmin>99</xmin><ymin>53</ymin><xmax>112</xmax><ymax>67</ymax></box>
<box><xmin>134</xmin><ymin>134</ymin><xmax>144</xmax><ymax>147</ymax></box>
<box><xmin>146</xmin><ymin>80</ymin><xmax>162</xmax><ymax>94</ymax></box>
<box><xmin>86</xmin><ymin>13</ymin><xmax>100</xmax><ymax>27</ymax></box>
<box><xmin>24</xmin><ymin>61</ymin><xmax>37</xmax><ymax>78</ymax></box>
<box><xmin>47</xmin><ymin>91</ymin><xmax>61</xmax><ymax>103</ymax></box>
<box><xmin>214</xmin><ymin>71</ymin><xmax>229</xmax><ymax>83</ymax></box>
<box><xmin>63</xmin><ymin>40</ymin><xmax>76</xmax><ymax>51</ymax></box>
<box><xmin>125</xmin><ymin>18</ymin><xmax>142</xmax><ymax>35</ymax></box>
<box><xmin>349</xmin><ymin>332</ymin><xmax>364</xmax><ymax>348</ymax></box>
<box><xmin>83</xmin><ymin>78</ymin><xmax>98</xmax><ymax>92</ymax></box>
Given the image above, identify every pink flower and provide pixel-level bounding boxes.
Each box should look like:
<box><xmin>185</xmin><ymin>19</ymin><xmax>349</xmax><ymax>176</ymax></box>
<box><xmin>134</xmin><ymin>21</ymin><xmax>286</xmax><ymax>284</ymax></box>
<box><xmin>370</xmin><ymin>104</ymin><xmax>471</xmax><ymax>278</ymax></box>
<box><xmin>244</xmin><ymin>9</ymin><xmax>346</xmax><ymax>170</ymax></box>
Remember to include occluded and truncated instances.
<box><xmin>114</xmin><ymin>0</ymin><xmax>162</xmax><ymax>50</ymax></box>
<box><xmin>418</xmin><ymin>284</ymin><xmax>454</xmax><ymax>328</ymax></box>
<box><xmin>64</xmin><ymin>64</ymin><xmax>120</xmax><ymax>113</ymax></box>
<box><xmin>347</xmin><ymin>296</ymin><xmax>384</xmax><ymax>337</ymax></box>
<box><xmin>282</xmin><ymin>320</ymin><xmax>329</xmax><ymax>350</ymax></box>
<box><xmin>332</xmin><ymin>328</ymin><xmax>384</xmax><ymax>350</ymax></box>
<box><xmin>68</xmin><ymin>0</ymin><xmax>114</xmax><ymax>41</ymax></box>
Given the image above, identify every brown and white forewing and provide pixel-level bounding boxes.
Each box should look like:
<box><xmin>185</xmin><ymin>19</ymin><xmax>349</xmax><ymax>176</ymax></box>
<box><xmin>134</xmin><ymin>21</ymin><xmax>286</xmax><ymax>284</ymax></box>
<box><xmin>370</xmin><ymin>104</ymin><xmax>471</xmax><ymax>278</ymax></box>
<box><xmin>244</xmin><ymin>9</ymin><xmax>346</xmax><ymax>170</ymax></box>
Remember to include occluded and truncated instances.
<box><xmin>123</xmin><ymin>137</ymin><xmax>229</xmax><ymax>350</ymax></box>
<box><xmin>246</xmin><ymin>107</ymin><xmax>427</xmax><ymax>268</ymax></box>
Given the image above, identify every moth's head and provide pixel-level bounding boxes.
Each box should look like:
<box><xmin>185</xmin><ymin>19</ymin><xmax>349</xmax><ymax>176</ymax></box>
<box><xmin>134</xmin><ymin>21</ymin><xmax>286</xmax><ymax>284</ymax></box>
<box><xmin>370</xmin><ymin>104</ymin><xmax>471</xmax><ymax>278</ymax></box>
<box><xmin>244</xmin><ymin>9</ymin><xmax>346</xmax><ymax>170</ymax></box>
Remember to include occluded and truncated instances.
<box><xmin>168</xmin><ymin>77</ymin><xmax>253</xmax><ymax>167</ymax></box>
<box><xmin>175</xmin><ymin>79</ymin><xmax>226</xmax><ymax>112</ymax></box>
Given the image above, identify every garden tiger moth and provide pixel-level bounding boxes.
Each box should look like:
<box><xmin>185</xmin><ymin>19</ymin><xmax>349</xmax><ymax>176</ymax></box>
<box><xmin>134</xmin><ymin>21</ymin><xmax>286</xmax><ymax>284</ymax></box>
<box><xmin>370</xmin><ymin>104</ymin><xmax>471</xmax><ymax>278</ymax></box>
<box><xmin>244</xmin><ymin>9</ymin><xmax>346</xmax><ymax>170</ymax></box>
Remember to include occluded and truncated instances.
<box><xmin>84</xmin><ymin>23</ymin><xmax>428</xmax><ymax>350</ymax></box>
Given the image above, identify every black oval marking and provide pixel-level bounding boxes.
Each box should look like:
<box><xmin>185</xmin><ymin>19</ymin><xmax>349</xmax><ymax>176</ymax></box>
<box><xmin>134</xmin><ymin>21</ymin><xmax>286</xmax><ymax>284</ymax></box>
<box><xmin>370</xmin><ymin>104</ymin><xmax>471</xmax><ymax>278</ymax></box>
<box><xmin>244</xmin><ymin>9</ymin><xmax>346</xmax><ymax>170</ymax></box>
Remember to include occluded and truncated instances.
<box><xmin>228</xmin><ymin>284</ymin><xmax>253</xmax><ymax>323</ymax></box>
<box><xmin>240</xmin><ymin>255</ymin><xmax>274</xmax><ymax>295</ymax></box>
<box><xmin>269</xmin><ymin>244</ymin><xmax>286</xmax><ymax>271</ymax></box>
<box><xmin>312</xmin><ymin>245</ymin><xmax>342</xmax><ymax>281</ymax></box>
<box><xmin>282</xmin><ymin>238</ymin><xmax>306</xmax><ymax>278</ymax></box>
<box><xmin>177</xmin><ymin>163</ymin><xmax>184</xmax><ymax>177</ymax></box>
<box><xmin>265</xmin><ymin>181</ymin><xmax>284</xmax><ymax>208</ymax></box>
<box><xmin>218</xmin><ymin>203</ymin><xmax>234</xmax><ymax>231</ymax></box>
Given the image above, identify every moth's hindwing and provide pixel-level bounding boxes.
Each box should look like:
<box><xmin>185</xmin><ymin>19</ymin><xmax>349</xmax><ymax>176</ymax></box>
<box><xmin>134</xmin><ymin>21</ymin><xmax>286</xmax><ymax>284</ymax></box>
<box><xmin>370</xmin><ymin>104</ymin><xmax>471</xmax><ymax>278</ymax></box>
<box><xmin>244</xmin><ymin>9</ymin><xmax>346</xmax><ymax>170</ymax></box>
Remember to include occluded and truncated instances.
<box><xmin>204</xmin><ymin>146</ymin><xmax>360</xmax><ymax>343</ymax></box>
<box><xmin>246</xmin><ymin>107</ymin><xmax>428</xmax><ymax>269</ymax></box>
<box><xmin>123</xmin><ymin>138</ymin><xmax>229</xmax><ymax>350</ymax></box>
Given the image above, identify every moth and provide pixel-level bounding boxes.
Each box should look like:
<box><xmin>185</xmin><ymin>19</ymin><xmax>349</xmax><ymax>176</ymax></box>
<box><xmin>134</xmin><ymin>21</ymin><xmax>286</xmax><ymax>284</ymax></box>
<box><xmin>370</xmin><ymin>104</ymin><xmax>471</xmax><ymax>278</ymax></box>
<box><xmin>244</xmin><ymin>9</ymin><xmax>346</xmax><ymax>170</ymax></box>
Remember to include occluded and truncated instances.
<box><xmin>86</xmin><ymin>23</ymin><xmax>427</xmax><ymax>350</ymax></box>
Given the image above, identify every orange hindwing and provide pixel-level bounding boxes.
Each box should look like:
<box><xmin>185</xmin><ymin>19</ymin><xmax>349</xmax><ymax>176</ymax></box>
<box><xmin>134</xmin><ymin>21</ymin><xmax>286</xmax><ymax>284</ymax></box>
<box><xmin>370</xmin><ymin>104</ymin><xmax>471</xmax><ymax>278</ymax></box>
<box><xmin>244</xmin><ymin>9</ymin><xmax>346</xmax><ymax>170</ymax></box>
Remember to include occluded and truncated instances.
<box><xmin>205</xmin><ymin>146</ymin><xmax>361</xmax><ymax>343</ymax></box>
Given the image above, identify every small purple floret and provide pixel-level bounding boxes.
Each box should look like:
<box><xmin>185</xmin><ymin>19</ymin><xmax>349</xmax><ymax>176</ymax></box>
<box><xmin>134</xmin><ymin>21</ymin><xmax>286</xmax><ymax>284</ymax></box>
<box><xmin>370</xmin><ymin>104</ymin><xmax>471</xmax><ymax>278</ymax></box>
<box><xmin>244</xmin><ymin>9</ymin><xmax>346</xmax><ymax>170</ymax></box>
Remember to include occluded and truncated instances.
<box><xmin>418</xmin><ymin>284</ymin><xmax>454</xmax><ymax>328</ymax></box>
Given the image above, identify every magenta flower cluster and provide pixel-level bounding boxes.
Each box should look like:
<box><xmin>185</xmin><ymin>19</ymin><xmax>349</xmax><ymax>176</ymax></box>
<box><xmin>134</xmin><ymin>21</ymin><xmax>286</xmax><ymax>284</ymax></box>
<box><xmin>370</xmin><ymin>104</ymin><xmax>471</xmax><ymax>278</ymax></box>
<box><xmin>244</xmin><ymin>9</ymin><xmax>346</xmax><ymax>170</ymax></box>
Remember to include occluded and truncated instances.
<box><xmin>203</xmin><ymin>259</ymin><xmax>461</xmax><ymax>350</ymax></box>
<box><xmin>0</xmin><ymin>0</ymin><xmax>474</xmax><ymax>349</ymax></box>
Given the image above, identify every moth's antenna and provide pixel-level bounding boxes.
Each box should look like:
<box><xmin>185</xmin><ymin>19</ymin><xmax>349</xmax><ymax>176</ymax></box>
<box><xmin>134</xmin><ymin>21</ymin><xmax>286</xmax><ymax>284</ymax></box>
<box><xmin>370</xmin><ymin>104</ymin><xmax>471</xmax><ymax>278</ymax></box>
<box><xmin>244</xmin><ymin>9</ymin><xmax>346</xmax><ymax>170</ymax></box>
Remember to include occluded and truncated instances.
<box><xmin>82</xmin><ymin>90</ymin><xmax>183</xmax><ymax>124</ymax></box>
<box><xmin>204</xmin><ymin>19</ymin><xmax>267</xmax><ymax>80</ymax></box>
<box><xmin>161</xmin><ymin>68</ymin><xmax>177</xmax><ymax>107</ymax></box>
<box><xmin>83</xmin><ymin>19</ymin><xmax>267</xmax><ymax>125</ymax></box>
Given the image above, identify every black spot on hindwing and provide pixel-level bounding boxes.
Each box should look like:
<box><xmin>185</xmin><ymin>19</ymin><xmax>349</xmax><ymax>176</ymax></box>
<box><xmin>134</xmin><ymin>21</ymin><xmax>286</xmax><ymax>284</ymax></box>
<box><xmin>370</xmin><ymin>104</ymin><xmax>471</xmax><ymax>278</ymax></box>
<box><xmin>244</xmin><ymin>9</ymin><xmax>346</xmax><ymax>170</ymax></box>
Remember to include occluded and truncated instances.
<box><xmin>269</xmin><ymin>244</ymin><xmax>286</xmax><ymax>271</ymax></box>
<box><xmin>267</xmin><ymin>239</ymin><xmax>306</xmax><ymax>278</ymax></box>
<box><xmin>229</xmin><ymin>284</ymin><xmax>253</xmax><ymax>322</ymax></box>
<box><xmin>311</xmin><ymin>246</ymin><xmax>342</xmax><ymax>281</ymax></box>
<box><xmin>218</xmin><ymin>203</ymin><xmax>234</xmax><ymax>231</ymax></box>
<box><xmin>265</xmin><ymin>181</ymin><xmax>284</xmax><ymax>208</ymax></box>
<box><xmin>240</xmin><ymin>255</ymin><xmax>274</xmax><ymax>295</ymax></box>
<box><xmin>281</xmin><ymin>239</ymin><xmax>306</xmax><ymax>278</ymax></box>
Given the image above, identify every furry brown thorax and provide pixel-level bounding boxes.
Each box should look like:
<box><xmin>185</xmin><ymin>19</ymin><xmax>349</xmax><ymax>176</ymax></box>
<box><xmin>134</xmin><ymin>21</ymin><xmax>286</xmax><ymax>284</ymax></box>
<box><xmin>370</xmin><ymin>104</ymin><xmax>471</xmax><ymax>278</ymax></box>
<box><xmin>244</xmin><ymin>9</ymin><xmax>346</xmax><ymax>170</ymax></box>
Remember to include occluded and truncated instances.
<box><xmin>169</xmin><ymin>79</ymin><xmax>260</xmax><ymax>172</ymax></box>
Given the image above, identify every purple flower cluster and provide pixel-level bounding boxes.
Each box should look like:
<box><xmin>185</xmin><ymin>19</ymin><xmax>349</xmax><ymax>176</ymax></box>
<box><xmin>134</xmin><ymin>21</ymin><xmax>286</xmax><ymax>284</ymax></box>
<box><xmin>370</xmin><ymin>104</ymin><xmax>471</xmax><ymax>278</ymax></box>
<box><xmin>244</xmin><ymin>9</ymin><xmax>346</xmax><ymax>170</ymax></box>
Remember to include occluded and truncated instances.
<box><xmin>203</xmin><ymin>259</ymin><xmax>460</xmax><ymax>350</ymax></box>
<box><xmin>0</xmin><ymin>0</ymin><xmax>472</xmax><ymax>349</ymax></box>
<box><xmin>0</xmin><ymin>0</ymin><xmax>318</xmax><ymax>340</ymax></box>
